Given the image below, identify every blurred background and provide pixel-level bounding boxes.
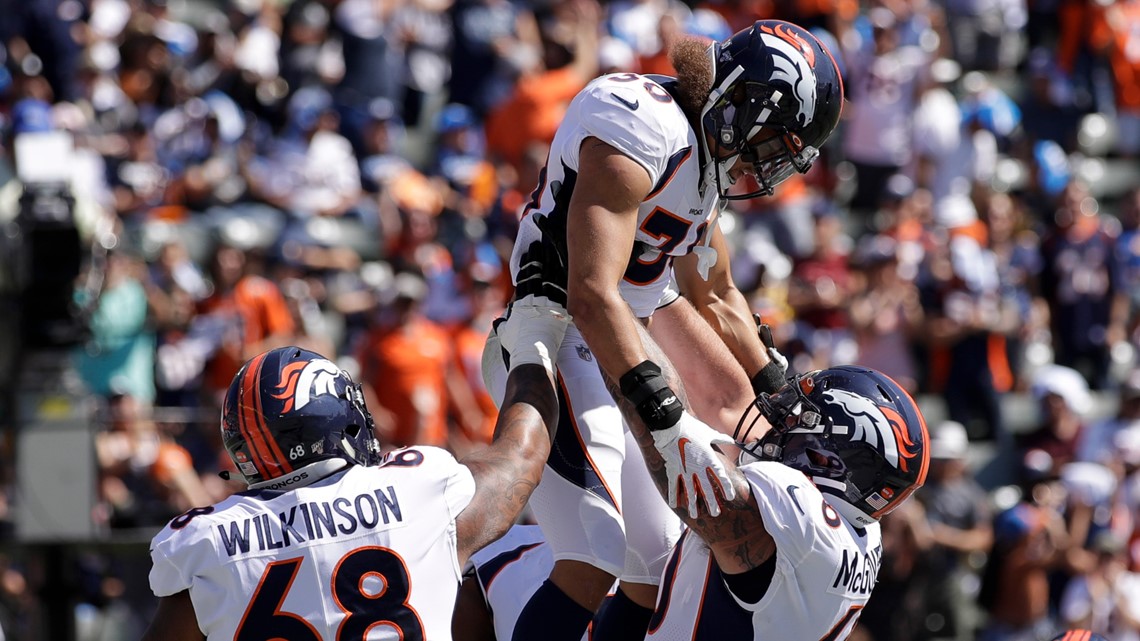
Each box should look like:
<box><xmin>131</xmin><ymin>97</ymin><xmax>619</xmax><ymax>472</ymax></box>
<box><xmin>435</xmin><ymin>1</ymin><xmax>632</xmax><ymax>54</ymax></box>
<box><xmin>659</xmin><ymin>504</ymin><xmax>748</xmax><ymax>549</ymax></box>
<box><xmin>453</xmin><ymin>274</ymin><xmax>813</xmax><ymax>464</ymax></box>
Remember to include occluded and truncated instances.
<box><xmin>0</xmin><ymin>0</ymin><xmax>1139</xmax><ymax>639</ymax></box>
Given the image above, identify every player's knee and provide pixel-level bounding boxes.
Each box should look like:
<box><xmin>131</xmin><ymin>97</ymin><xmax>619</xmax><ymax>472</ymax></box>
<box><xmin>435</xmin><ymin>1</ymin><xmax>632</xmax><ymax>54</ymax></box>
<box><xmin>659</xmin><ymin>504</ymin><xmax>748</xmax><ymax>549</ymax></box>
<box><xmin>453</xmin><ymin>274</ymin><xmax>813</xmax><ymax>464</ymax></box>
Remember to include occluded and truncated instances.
<box><xmin>550</xmin><ymin>560</ymin><xmax>617</xmax><ymax>610</ymax></box>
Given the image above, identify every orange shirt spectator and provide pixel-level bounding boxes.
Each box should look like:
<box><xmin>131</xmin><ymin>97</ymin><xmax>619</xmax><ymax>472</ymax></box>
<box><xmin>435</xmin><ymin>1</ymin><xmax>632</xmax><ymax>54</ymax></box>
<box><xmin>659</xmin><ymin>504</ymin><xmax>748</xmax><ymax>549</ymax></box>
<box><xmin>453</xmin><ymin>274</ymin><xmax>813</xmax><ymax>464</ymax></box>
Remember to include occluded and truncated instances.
<box><xmin>199</xmin><ymin>245</ymin><xmax>296</xmax><ymax>395</ymax></box>
<box><xmin>1089</xmin><ymin>1</ymin><xmax>1140</xmax><ymax>111</ymax></box>
<box><xmin>357</xmin><ymin>273</ymin><xmax>483</xmax><ymax>449</ymax></box>
<box><xmin>485</xmin><ymin>66</ymin><xmax>587</xmax><ymax>170</ymax></box>
<box><xmin>453</xmin><ymin>322</ymin><xmax>499</xmax><ymax>444</ymax></box>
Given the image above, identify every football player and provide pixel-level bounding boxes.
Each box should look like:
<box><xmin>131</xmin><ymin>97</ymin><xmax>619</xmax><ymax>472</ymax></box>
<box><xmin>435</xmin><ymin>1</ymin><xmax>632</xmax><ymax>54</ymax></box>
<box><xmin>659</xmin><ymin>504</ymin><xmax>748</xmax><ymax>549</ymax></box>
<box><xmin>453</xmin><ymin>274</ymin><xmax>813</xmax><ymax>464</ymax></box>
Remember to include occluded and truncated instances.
<box><xmin>492</xmin><ymin>19</ymin><xmax>845</xmax><ymax>640</ymax></box>
<box><xmin>461</xmin><ymin>322</ymin><xmax>929</xmax><ymax>640</ymax></box>
<box><xmin>142</xmin><ymin>306</ymin><xmax>567</xmax><ymax>641</ymax></box>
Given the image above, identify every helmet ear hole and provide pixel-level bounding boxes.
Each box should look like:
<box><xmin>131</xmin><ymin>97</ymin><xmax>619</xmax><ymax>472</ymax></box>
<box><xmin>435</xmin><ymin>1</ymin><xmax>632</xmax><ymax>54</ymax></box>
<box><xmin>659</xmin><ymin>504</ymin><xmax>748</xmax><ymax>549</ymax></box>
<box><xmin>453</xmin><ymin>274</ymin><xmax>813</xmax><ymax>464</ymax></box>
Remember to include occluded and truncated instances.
<box><xmin>345</xmin><ymin>424</ymin><xmax>361</xmax><ymax>438</ymax></box>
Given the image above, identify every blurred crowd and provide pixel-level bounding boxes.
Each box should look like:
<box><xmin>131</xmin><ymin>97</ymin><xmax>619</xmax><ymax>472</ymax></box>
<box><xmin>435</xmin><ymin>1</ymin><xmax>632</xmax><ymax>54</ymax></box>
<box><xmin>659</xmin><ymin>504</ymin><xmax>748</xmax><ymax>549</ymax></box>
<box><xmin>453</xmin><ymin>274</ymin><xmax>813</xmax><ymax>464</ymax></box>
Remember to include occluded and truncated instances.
<box><xmin>0</xmin><ymin>0</ymin><xmax>1139</xmax><ymax>639</ymax></box>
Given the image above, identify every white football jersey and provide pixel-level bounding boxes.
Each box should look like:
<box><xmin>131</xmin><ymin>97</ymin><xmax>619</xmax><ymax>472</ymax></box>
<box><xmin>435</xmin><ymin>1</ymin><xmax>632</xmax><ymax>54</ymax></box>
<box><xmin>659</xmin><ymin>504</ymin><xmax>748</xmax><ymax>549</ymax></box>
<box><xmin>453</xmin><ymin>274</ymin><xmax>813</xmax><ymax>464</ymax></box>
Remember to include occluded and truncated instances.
<box><xmin>149</xmin><ymin>447</ymin><xmax>475</xmax><ymax>641</ymax></box>
<box><xmin>647</xmin><ymin>462</ymin><xmax>882</xmax><ymax>641</ymax></box>
<box><xmin>510</xmin><ymin>72</ymin><xmax>717</xmax><ymax>318</ymax></box>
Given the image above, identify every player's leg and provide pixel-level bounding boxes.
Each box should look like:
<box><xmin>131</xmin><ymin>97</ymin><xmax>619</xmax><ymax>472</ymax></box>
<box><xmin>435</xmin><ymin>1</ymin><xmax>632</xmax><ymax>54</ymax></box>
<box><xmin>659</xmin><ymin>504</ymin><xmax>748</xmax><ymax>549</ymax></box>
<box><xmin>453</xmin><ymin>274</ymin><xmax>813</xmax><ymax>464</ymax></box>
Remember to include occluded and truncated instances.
<box><xmin>648</xmin><ymin>297</ymin><xmax>755</xmax><ymax>434</ymax></box>
<box><xmin>509</xmin><ymin>326</ymin><xmax>628</xmax><ymax>640</ymax></box>
<box><xmin>591</xmin><ymin>429</ymin><xmax>682</xmax><ymax>640</ymax></box>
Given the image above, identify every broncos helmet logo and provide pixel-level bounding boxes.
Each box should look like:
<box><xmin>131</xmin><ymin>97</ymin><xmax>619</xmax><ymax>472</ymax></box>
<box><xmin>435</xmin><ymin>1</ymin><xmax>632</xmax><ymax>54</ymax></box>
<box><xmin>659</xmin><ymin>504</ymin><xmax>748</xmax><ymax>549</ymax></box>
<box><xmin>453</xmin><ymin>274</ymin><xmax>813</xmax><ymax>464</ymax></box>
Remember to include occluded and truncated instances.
<box><xmin>271</xmin><ymin>359</ymin><xmax>342</xmax><ymax>413</ymax></box>
<box><xmin>821</xmin><ymin>388</ymin><xmax>921</xmax><ymax>473</ymax></box>
<box><xmin>758</xmin><ymin>23</ymin><xmax>818</xmax><ymax>128</ymax></box>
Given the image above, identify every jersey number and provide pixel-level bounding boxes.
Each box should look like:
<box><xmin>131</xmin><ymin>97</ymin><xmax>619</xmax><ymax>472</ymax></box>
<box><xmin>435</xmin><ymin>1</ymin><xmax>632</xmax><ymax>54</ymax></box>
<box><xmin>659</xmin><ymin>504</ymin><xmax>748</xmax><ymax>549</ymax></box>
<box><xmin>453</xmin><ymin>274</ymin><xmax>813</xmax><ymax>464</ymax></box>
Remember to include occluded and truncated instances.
<box><xmin>235</xmin><ymin>547</ymin><xmax>426</xmax><ymax>641</ymax></box>
<box><xmin>624</xmin><ymin>208</ymin><xmax>693</xmax><ymax>285</ymax></box>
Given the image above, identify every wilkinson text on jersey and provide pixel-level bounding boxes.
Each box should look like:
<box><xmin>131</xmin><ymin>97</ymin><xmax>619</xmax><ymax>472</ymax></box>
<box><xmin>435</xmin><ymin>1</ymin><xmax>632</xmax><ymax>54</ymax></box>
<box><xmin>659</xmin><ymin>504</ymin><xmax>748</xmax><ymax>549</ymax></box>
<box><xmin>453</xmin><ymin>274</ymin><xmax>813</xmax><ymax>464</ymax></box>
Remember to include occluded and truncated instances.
<box><xmin>216</xmin><ymin>487</ymin><xmax>404</xmax><ymax>556</ymax></box>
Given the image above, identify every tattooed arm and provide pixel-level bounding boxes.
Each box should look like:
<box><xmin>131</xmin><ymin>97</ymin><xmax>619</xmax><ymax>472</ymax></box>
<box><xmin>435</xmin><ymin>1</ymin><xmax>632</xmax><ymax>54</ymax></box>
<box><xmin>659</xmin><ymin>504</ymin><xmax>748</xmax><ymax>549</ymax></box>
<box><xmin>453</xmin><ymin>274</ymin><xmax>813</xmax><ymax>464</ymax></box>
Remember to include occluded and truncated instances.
<box><xmin>606</xmin><ymin>323</ymin><xmax>776</xmax><ymax>575</ymax></box>
<box><xmin>456</xmin><ymin>363</ymin><xmax>558</xmax><ymax>567</ymax></box>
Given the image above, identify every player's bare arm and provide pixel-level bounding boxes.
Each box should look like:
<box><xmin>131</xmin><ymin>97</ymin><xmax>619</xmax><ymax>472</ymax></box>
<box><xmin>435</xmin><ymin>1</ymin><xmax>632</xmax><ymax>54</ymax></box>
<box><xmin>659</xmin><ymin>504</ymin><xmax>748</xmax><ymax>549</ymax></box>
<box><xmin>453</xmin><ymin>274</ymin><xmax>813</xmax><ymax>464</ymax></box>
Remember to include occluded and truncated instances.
<box><xmin>674</xmin><ymin>226</ymin><xmax>785</xmax><ymax>396</ymax></box>
<box><xmin>456</xmin><ymin>363</ymin><xmax>559</xmax><ymax>567</ymax></box>
<box><xmin>605</xmin><ymin>322</ymin><xmax>776</xmax><ymax>575</ymax></box>
<box><xmin>564</xmin><ymin>136</ymin><xmax>653</xmax><ymax>381</ymax></box>
<box><xmin>674</xmin><ymin>225</ymin><xmax>767</xmax><ymax>374</ymax></box>
<box><xmin>142</xmin><ymin>590</ymin><xmax>205</xmax><ymax>641</ymax></box>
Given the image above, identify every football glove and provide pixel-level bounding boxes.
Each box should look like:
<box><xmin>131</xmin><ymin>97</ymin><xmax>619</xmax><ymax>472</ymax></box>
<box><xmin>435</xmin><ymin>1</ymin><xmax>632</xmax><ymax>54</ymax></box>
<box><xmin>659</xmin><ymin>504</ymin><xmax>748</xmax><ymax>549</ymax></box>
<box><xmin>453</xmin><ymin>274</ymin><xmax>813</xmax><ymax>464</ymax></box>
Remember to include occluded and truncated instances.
<box><xmin>651</xmin><ymin>411</ymin><xmax>737</xmax><ymax>518</ymax></box>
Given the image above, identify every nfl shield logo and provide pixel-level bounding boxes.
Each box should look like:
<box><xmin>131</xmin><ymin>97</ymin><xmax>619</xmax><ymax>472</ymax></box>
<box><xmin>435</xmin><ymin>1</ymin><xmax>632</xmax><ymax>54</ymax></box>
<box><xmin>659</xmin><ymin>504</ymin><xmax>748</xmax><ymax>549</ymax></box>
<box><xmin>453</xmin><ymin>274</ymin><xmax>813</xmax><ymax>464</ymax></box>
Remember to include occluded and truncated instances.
<box><xmin>576</xmin><ymin>344</ymin><xmax>593</xmax><ymax>362</ymax></box>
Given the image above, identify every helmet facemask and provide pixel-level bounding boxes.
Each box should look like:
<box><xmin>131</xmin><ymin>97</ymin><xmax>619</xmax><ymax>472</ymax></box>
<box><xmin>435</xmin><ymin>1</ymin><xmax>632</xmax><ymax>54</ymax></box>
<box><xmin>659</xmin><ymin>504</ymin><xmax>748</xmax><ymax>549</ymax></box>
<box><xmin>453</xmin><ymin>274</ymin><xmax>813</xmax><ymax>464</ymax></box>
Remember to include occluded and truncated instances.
<box><xmin>735</xmin><ymin>371</ymin><xmax>924</xmax><ymax>527</ymax></box>
<box><xmin>699</xmin><ymin>43</ymin><xmax>821</xmax><ymax>201</ymax></box>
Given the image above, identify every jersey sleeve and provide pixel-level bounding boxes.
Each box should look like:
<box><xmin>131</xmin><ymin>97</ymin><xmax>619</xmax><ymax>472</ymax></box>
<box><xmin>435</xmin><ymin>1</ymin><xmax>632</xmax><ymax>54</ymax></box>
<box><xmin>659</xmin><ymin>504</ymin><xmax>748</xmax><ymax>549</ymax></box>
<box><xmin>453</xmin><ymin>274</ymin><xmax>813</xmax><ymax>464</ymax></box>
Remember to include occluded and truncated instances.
<box><xmin>572</xmin><ymin>78</ymin><xmax>678</xmax><ymax>187</ymax></box>
<box><xmin>742</xmin><ymin>462</ymin><xmax>819</xmax><ymax>563</ymax></box>
<box><xmin>385</xmin><ymin>446</ymin><xmax>476</xmax><ymax>520</ymax></box>
<box><xmin>148</xmin><ymin>519</ymin><xmax>216</xmax><ymax>598</ymax></box>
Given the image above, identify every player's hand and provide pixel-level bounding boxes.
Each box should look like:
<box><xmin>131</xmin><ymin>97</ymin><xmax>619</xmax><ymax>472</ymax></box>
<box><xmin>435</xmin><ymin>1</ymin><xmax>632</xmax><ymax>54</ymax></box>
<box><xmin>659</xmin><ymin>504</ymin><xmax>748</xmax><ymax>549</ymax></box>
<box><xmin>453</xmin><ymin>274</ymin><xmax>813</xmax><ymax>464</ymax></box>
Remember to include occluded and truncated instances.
<box><xmin>497</xmin><ymin>295</ymin><xmax>570</xmax><ymax>376</ymax></box>
<box><xmin>754</xmin><ymin>314</ymin><xmax>788</xmax><ymax>374</ymax></box>
<box><xmin>651</xmin><ymin>411</ymin><xmax>737</xmax><ymax>518</ymax></box>
<box><xmin>514</xmin><ymin>238</ymin><xmax>569</xmax><ymax>306</ymax></box>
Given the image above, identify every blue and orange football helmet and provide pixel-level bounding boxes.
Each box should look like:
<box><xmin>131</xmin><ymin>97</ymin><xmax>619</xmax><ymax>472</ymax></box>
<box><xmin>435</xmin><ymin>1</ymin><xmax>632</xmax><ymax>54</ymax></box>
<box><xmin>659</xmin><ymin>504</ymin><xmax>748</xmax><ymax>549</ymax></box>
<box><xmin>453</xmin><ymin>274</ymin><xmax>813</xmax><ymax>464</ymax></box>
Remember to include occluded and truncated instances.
<box><xmin>221</xmin><ymin>347</ymin><xmax>382</xmax><ymax>487</ymax></box>
<box><xmin>736</xmin><ymin>366</ymin><xmax>930</xmax><ymax>527</ymax></box>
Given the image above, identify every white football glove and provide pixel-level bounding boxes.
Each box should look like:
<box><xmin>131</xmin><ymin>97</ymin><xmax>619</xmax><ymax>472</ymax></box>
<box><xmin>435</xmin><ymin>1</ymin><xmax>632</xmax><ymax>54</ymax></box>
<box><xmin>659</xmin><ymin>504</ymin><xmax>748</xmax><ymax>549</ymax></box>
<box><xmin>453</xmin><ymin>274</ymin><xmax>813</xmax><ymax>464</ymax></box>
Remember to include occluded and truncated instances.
<box><xmin>496</xmin><ymin>294</ymin><xmax>571</xmax><ymax>376</ymax></box>
<box><xmin>651</xmin><ymin>411</ymin><xmax>737</xmax><ymax>518</ymax></box>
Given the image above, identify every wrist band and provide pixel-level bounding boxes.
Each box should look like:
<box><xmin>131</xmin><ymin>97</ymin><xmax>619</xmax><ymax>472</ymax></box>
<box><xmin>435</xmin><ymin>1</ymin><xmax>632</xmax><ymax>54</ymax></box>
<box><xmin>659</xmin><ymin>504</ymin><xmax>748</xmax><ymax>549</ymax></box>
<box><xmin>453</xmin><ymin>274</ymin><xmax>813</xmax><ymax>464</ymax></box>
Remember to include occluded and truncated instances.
<box><xmin>750</xmin><ymin>360</ymin><xmax>787</xmax><ymax>396</ymax></box>
<box><xmin>620</xmin><ymin>361</ymin><xmax>684</xmax><ymax>431</ymax></box>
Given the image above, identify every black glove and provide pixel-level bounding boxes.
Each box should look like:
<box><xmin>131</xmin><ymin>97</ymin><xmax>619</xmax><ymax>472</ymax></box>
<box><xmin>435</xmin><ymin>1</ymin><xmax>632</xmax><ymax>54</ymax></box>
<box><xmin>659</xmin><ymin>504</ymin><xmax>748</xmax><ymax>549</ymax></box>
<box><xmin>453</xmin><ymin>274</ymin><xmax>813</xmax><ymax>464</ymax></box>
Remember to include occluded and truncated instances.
<box><xmin>750</xmin><ymin>313</ymin><xmax>789</xmax><ymax>395</ymax></box>
<box><xmin>514</xmin><ymin>237</ymin><xmax>569</xmax><ymax>308</ymax></box>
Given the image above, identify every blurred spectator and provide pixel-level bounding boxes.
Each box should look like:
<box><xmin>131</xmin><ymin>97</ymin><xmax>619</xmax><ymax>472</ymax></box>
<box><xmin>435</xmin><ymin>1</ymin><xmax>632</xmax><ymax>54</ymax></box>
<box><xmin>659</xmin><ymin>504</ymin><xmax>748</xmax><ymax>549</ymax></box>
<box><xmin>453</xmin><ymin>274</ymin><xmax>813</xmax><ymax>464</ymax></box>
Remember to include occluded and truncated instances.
<box><xmin>357</xmin><ymin>271</ymin><xmax>481</xmax><ymax>449</ymax></box>
<box><xmin>977</xmin><ymin>453</ymin><xmax>1072</xmax><ymax>641</ymax></box>
<box><xmin>106</xmin><ymin>121</ymin><xmax>171</xmax><ymax>219</ymax></box>
<box><xmin>958</xmin><ymin>71</ymin><xmax>1024</xmax><ymax>151</ymax></box>
<box><xmin>913</xmin><ymin>60</ymin><xmax>1000</xmax><ymax>202</ymax></box>
<box><xmin>1088</xmin><ymin>0</ymin><xmax>1140</xmax><ymax>157</ymax></box>
<box><xmin>1019</xmin><ymin>49</ymin><xmax>1084</xmax><ymax>149</ymax></box>
<box><xmin>485</xmin><ymin>0</ymin><xmax>600</xmax><ymax>172</ymax></box>
<box><xmin>942</xmin><ymin>0</ymin><xmax>1026</xmax><ymax>71</ymax></box>
<box><xmin>849</xmin><ymin>233</ymin><xmax>924</xmax><ymax>392</ymax></box>
<box><xmin>448</xmin><ymin>0</ymin><xmax>542</xmax><ymax>117</ymax></box>
<box><xmin>74</xmin><ymin>249</ymin><xmax>156</xmax><ymax>405</ymax></box>
<box><xmin>922</xmin><ymin>194</ymin><xmax>1015</xmax><ymax>441</ymax></box>
<box><xmin>94</xmin><ymin>394</ymin><xmax>212</xmax><ymax>529</ymax></box>
<box><xmin>786</xmin><ymin>202</ymin><xmax>857</xmax><ymax>372</ymax></box>
<box><xmin>331</xmin><ymin>0</ymin><xmax>405</xmax><ymax>161</ymax></box>
<box><xmin>449</xmin><ymin>265</ymin><xmax>507</xmax><ymax>454</ymax></box>
<box><xmin>390</xmin><ymin>0</ymin><xmax>453</xmax><ymax>129</ymax></box>
<box><xmin>279</xmin><ymin>1</ymin><xmax>344</xmax><ymax>94</ymax></box>
<box><xmin>984</xmin><ymin>191</ymin><xmax>1047</xmax><ymax>385</ymax></box>
<box><xmin>358</xmin><ymin>98</ymin><xmax>411</xmax><ymax>192</ymax></box>
<box><xmin>196</xmin><ymin>241</ymin><xmax>295</xmax><ymax>400</ymax></box>
<box><xmin>1116</xmin><ymin>188</ymin><xmax>1140</xmax><ymax>352</ymax></box>
<box><xmin>1058</xmin><ymin>531</ymin><xmax>1140</xmax><ymax>641</ymax></box>
<box><xmin>245</xmin><ymin>86</ymin><xmax>363</xmax><ymax>220</ymax></box>
<box><xmin>0</xmin><ymin>0</ymin><xmax>85</xmax><ymax>103</ymax></box>
<box><xmin>918</xmin><ymin>420</ymin><xmax>995</xmax><ymax>641</ymax></box>
<box><xmin>1021</xmin><ymin>364</ymin><xmax>1093</xmax><ymax>469</ymax></box>
<box><xmin>1038</xmin><ymin>179</ymin><xmax>1128</xmax><ymax>390</ymax></box>
<box><xmin>1079</xmin><ymin>370</ymin><xmax>1140</xmax><ymax>466</ymax></box>
<box><xmin>841</xmin><ymin>7</ymin><xmax>930</xmax><ymax>214</ymax></box>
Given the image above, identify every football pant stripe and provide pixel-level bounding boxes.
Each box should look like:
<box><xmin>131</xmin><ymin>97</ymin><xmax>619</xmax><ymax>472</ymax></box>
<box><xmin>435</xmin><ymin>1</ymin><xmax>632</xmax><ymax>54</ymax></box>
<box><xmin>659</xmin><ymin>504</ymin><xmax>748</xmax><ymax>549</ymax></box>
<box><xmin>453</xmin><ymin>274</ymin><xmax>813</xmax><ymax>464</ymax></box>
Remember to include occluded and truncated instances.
<box><xmin>545</xmin><ymin>372</ymin><xmax>620</xmax><ymax>512</ymax></box>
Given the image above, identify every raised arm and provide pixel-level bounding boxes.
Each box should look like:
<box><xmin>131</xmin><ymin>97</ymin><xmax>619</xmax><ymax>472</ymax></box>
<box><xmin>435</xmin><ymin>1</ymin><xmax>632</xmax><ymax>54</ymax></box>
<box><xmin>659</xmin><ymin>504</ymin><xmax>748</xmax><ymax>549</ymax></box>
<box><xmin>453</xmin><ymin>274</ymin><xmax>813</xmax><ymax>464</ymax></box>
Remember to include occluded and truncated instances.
<box><xmin>673</xmin><ymin>225</ymin><xmax>785</xmax><ymax>396</ymax></box>
<box><xmin>455</xmin><ymin>363</ymin><xmax>559</xmax><ymax>568</ymax></box>
<box><xmin>564</xmin><ymin>138</ymin><xmax>737</xmax><ymax>517</ymax></box>
<box><xmin>564</xmin><ymin>137</ymin><xmax>653</xmax><ymax>381</ymax></box>
<box><xmin>606</xmin><ymin>321</ymin><xmax>776</xmax><ymax>575</ymax></box>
